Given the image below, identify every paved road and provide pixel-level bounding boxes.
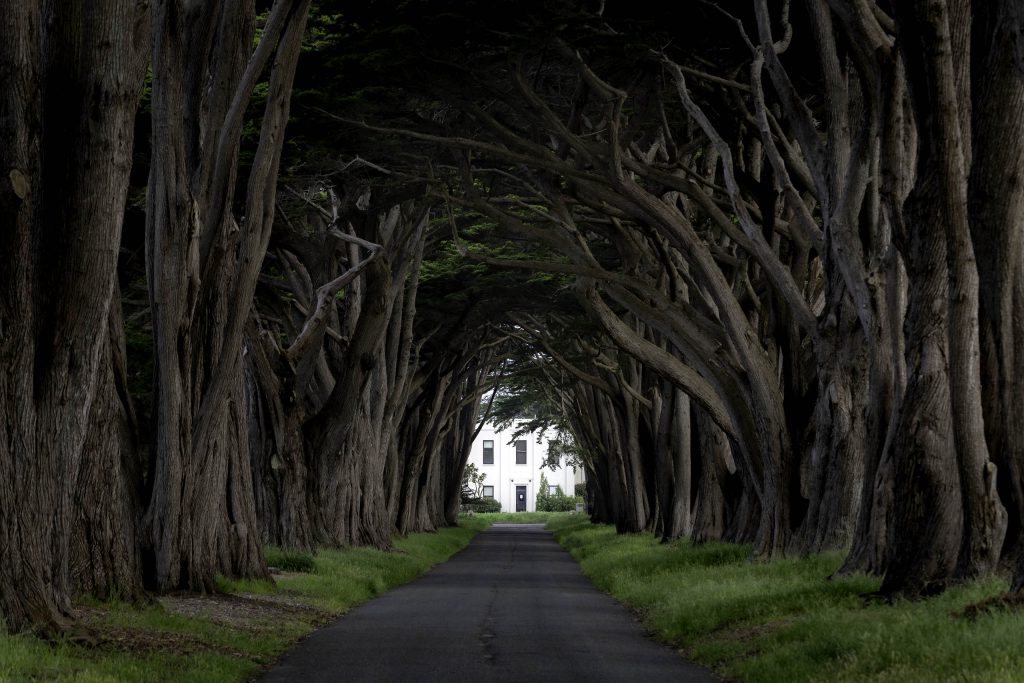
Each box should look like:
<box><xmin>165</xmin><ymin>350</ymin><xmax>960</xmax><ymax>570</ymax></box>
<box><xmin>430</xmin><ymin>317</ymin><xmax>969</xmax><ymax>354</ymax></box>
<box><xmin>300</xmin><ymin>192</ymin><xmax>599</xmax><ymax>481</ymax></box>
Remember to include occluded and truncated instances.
<box><xmin>258</xmin><ymin>524</ymin><xmax>716</xmax><ymax>682</ymax></box>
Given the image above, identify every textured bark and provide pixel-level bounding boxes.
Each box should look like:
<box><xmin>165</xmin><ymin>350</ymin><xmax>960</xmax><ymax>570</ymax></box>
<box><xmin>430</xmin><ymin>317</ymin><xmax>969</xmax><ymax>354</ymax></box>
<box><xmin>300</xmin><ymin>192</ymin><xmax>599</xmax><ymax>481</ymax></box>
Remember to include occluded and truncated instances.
<box><xmin>691</xmin><ymin>409</ymin><xmax>737</xmax><ymax>544</ymax></box>
<box><xmin>72</xmin><ymin>302</ymin><xmax>145</xmax><ymax>602</ymax></box>
<box><xmin>245</xmin><ymin>330</ymin><xmax>314</xmax><ymax>550</ymax></box>
<box><xmin>144</xmin><ymin>0</ymin><xmax>309</xmax><ymax>591</ymax></box>
<box><xmin>299</xmin><ymin>205</ymin><xmax>427</xmax><ymax>547</ymax></box>
<box><xmin>796</xmin><ymin>279</ymin><xmax>868</xmax><ymax>553</ymax></box>
<box><xmin>883</xmin><ymin>0</ymin><xmax>1008</xmax><ymax>596</ymax></box>
<box><xmin>0</xmin><ymin>0</ymin><xmax>147</xmax><ymax>633</ymax></box>
<box><xmin>965</xmin><ymin>1</ymin><xmax>1024</xmax><ymax>591</ymax></box>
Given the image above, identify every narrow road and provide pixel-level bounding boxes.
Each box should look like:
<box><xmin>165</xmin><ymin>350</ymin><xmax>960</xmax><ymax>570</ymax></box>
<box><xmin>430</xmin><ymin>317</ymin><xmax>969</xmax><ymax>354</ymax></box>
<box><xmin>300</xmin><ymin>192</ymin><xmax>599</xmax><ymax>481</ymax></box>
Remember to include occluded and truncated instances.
<box><xmin>258</xmin><ymin>523</ymin><xmax>716</xmax><ymax>682</ymax></box>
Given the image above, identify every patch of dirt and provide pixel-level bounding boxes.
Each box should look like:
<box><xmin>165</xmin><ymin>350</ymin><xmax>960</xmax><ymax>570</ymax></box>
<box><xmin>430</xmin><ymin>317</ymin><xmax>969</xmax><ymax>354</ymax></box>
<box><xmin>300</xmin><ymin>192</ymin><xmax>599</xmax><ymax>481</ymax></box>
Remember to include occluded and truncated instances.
<box><xmin>158</xmin><ymin>592</ymin><xmax>330</xmax><ymax>631</ymax></box>
<box><xmin>957</xmin><ymin>592</ymin><xmax>1024</xmax><ymax>621</ymax></box>
<box><xmin>91</xmin><ymin>625</ymin><xmax>252</xmax><ymax>658</ymax></box>
<box><xmin>68</xmin><ymin>590</ymin><xmax>333</xmax><ymax>659</ymax></box>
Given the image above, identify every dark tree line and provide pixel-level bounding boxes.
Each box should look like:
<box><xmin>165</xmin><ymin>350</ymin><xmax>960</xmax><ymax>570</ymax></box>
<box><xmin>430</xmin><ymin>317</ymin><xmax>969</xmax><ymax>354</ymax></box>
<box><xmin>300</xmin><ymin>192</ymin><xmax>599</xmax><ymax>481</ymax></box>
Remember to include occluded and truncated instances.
<box><xmin>2</xmin><ymin>0</ymin><xmax>1023</xmax><ymax>637</ymax></box>
<box><xmin>345</xmin><ymin>0</ymin><xmax>1024</xmax><ymax>598</ymax></box>
<box><xmin>0</xmin><ymin>0</ymin><xmax>506</xmax><ymax>635</ymax></box>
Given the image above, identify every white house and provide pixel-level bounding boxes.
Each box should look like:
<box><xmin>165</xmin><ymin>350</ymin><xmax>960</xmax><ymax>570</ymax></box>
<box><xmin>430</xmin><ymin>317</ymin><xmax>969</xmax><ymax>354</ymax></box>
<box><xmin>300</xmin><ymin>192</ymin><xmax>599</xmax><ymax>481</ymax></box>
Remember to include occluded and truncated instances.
<box><xmin>467</xmin><ymin>421</ymin><xmax>582</xmax><ymax>512</ymax></box>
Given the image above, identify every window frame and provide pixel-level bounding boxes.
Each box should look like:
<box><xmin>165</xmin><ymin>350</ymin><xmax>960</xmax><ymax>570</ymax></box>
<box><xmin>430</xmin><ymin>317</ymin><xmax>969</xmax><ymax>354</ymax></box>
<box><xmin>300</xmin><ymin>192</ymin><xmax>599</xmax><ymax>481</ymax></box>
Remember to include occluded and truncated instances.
<box><xmin>482</xmin><ymin>439</ymin><xmax>494</xmax><ymax>465</ymax></box>
<box><xmin>482</xmin><ymin>485</ymin><xmax>494</xmax><ymax>498</ymax></box>
<box><xmin>515</xmin><ymin>440</ymin><xmax>527</xmax><ymax>465</ymax></box>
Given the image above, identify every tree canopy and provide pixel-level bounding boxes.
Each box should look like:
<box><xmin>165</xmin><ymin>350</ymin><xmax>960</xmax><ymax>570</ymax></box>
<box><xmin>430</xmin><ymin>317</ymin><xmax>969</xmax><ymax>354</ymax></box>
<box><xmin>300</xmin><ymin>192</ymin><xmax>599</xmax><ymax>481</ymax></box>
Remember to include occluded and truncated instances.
<box><xmin>2</xmin><ymin>0</ymin><xmax>1024</xmax><ymax>636</ymax></box>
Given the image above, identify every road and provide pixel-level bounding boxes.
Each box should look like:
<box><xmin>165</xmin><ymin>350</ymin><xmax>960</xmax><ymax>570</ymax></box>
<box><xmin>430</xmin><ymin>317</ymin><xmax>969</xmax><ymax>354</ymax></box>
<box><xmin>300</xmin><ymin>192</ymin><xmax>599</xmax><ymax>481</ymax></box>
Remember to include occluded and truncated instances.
<box><xmin>257</xmin><ymin>523</ymin><xmax>717</xmax><ymax>682</ymax></box>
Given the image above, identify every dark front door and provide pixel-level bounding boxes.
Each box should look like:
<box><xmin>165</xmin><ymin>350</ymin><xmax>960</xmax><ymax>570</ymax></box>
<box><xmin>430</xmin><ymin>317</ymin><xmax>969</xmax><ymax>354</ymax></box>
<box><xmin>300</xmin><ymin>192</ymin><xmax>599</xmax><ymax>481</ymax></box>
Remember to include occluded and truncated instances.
<box><xmin>516</xmin><ymin>485</ymin><xmax>527</xmax><ymax>512</ymax></box>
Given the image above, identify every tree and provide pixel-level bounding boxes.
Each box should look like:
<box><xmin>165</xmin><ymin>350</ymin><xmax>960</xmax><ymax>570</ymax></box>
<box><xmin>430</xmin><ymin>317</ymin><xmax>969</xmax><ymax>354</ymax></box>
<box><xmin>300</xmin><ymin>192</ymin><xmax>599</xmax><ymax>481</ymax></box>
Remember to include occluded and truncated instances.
<box><xmin>0</xmin><ymin>0</ymin><xmax>149</xmax><ymax>633</ymax></box>
<box><xmin>143</xmin><ymin>0</ymin><xmax>311</xmax><ymax>592</ymax></box>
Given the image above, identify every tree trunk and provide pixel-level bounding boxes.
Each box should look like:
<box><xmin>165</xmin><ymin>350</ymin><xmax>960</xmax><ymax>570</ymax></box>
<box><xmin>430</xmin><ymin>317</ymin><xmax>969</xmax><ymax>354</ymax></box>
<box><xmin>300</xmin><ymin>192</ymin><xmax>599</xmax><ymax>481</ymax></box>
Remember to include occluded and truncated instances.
<box><xmin>72</xmin><ymin>300</ymin><xmax>145</xmax><ymax>602</ymax></box>
<box><xmin>796</xmin><ymin>279</ymin><xmax>869</xmax><ymax>554</ymax></box>
<box><xmin>691</xmin><ymin>408</ymin><xmax>736</xmax><ymax>544</ymax></box>
<box><xmin>0</xmin><ymin>0</ymin><xmax>147</xmax><ymax>633</ymax></box>
<box><xmin>883</xmin><ymin>0</ymin><xmax>1007</xmax><ymax>596</ymax></box>
<box><xmin>144</xmin><ymin>0</ymin><xmax>309</xmax><ymax>591</ymax></box>
<box><xmin>965</xmin><ymin>1</ymin><xmax>1024</xmax><ymax>592</ymax></box>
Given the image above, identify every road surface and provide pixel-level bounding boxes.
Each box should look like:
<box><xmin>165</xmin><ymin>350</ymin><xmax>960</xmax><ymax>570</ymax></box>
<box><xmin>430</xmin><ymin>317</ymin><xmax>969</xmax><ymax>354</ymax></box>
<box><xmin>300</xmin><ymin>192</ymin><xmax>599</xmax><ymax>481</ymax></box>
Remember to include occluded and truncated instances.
<box><xmin>258</xmin><ymin>523</ymin><xmax>717</xmax><ymax>682</ymax></box>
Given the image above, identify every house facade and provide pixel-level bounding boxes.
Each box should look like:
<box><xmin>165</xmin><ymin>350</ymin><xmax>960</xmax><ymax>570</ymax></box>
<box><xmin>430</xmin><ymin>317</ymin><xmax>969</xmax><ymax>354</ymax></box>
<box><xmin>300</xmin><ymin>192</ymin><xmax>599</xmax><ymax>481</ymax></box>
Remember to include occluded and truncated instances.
<box><xmin>467</xmin><ymin>421</ymin><xmax>582</xmax><ymax>513</ymax></box>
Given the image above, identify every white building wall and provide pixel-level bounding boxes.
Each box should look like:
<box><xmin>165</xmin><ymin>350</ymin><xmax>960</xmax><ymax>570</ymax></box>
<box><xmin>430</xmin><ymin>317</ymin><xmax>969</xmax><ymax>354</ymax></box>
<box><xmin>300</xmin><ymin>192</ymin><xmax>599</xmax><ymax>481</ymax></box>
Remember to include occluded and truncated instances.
<box><xmin>467</xmin><ymin>421</ymin><xmax>579</xmax><ymax>513</ymax></box>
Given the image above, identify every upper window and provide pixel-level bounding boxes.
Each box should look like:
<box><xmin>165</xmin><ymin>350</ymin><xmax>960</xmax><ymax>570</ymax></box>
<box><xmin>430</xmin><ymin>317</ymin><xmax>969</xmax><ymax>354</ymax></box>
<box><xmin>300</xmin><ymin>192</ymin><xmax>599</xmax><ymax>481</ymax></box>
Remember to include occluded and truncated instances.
<box><xmin>482</xmin><ymin>485</ymin><xmax>494</xmax><ymax>498</ymax></box>
<box><xmin>515</xmin><ymin>440</ymin><xmax>527</xmax><ymax>465</ymax></box>
<box><xmin>483</xmin><ymin>440</ymin><xmax>494</xmax><ymax>465</ymax></box>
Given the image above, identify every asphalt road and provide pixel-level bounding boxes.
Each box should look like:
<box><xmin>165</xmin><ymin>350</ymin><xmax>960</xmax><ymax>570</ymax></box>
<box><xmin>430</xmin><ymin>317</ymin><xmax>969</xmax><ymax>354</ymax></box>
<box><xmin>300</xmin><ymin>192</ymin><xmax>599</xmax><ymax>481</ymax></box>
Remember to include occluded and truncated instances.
<box><xmin>257</xmin><ymin>523</ymin><xmax>717</xmax><ymax>682</ymax></box>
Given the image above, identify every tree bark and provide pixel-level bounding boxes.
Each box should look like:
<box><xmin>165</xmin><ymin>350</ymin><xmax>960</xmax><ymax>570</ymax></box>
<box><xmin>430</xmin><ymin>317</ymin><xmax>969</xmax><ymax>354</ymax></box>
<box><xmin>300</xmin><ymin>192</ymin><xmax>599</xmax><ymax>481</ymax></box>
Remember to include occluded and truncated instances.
<box><xmin>965</xmin><ymin>1</ymin><xmax>1024</xmax><ymax>592</ymax></box>
<box><xmin>72</xmin><ymin>299</ymin><xmax>145</xmax><ymax>602</ymax></box>
<box><xmin>883</xmin><ymin>0</ymin><xmax>1007</xmax><ymax>596</ymax></box>
<box><xmin>144</xmin><ymin>0</ymin><xmax>309</xmax><ymax>591</ymax></box>
<box><xmin>0</xmin><ymin>0</ymin><xmax>147</xmax><ymax>633</ymax></box>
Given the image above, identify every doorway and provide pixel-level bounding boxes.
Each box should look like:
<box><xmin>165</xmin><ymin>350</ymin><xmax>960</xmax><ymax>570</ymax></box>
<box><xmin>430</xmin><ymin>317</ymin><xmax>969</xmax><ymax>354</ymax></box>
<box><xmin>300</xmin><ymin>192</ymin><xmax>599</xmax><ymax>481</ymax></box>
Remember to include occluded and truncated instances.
<box><xmin>516</xmin><ymin>485</ymin><xmax>527</xmax><ymax>512</ymax></box>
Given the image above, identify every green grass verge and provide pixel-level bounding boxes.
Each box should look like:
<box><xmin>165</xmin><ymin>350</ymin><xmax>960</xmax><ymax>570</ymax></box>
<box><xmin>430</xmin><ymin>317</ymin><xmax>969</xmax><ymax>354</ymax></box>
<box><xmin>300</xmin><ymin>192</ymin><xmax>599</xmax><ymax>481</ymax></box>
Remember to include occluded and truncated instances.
<box><xmin>0</xmin><ymin>520</ymin><xmax>487</xmax><ymax>682</ymax></box>
<box><xmin>468</xmin><ymin>511</ymin><xmax>581</xmax><ymax>524</ymax></box>
<box><xmin>545</xmin><ymin>515</ymin><xmax>1024</xmax><ymax>683</ymax></box>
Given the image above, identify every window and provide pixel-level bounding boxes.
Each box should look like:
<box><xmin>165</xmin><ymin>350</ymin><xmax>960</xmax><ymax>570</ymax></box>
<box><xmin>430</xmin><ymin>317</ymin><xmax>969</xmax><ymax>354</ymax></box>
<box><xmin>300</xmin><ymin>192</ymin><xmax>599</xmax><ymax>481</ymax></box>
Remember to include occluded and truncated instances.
<box><xmin>482</xmin><ymin>485</ymin><xmax>494</xmax><ymax>498</ymax></box>
<box><xmin>549</xmin><ymin>485</ymin><xmax>558</xmax><ymax>495</ymax></box>
<box><xmin>515</xmin><ymin>440</ymin><xmax>527</xmax><ymax>465</ymax></box>
<box><xmin>483</xmin><ymin>440</ymin><xmax>494</xmax><ymax>465</ymax></box>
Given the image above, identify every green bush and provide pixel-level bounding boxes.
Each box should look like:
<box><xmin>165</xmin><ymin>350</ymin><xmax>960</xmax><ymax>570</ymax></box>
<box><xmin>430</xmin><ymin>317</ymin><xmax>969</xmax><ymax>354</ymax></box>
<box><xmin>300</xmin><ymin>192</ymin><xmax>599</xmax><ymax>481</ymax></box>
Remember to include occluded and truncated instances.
<box><xmin>538</xmin><ymin>492</ymin><xmax>582</xmax><ymax>512</ymax></box>
<box><xmin>264</xmin><ymin>547</ymin><xmax>317</xmax><ymax>573</ymax></box>
<box><xmin>463</xmin><ymin>496</ymin><xmax>501</xmax><ymax>513</ymax></box>
<box><xmin>536</xmin><ymin>473</ymin><xmax>583</xmax><ymax>512</ymax></box>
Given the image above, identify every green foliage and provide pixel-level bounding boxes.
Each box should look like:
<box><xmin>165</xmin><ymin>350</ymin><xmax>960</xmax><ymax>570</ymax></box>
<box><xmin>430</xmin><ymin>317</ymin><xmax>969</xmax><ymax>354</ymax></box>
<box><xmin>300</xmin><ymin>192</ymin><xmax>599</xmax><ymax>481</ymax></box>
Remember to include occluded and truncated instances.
<box><xmin>265</xmin><ymin>547</ymin><xmax>317</xmax><ymax>573</ymax></box>
<box><xmin>469</xmin><ymin>511</ymin><xmax>576</xmax><ymax>524</ymax></box>
<box><xmin>542</xmin><ymin>434</ymin><xmax>587</xmax><ymax>471</ymax></box>
<box><xmin>461</xmin><ymin>462</ymin><xmax>485</xmax><ymax>501</ymax></box>
<box><xmin>462</xmin><ymin>497</ymin><xmax>502</xmax><ymax>513</ymax></box>
<box><xmin>546</xmin><ymin>517</ymin><xmax>1024</xmax><ymax>683</ymax></box>
<box><xmin>535</xmin><ymin>473</ymin><xmax>583</xmax><ymax>512</ymax></box>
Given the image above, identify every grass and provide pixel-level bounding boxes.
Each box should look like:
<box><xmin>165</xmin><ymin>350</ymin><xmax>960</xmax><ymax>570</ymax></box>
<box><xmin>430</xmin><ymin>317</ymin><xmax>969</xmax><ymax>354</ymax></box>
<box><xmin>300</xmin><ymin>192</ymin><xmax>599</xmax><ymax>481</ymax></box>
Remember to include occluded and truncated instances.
<box><xmin>468</xmin><ymin>511</ymin><xmax>580</xmax><ymax>524</ymax></box>
<box><xmin>0</xmin><ymin>519</ymin><xmax>487</xmax><ymax>682</ymax></box>
<box><xmin>545</xmin><ymin>515</ymin><xmax>1024</xmax><ymax>683</ymax></box>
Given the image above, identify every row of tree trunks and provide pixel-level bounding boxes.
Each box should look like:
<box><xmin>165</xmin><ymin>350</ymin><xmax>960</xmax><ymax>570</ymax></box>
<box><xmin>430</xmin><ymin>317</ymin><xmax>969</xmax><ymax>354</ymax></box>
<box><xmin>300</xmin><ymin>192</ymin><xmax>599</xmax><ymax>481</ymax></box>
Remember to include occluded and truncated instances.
<box><xmin>402</xmin><ymin>0</ymin><xmax>1023</xmax><ymax>600</ymax></box>
<box><xmin>0</xmin><ymin>0</ymin><xmax>495</xmax><ymax>626</ymax></box>
<box><xmin>243</xmin><ymin>193</ymin><xmax>496</xmax><ymax>553</ymax></box>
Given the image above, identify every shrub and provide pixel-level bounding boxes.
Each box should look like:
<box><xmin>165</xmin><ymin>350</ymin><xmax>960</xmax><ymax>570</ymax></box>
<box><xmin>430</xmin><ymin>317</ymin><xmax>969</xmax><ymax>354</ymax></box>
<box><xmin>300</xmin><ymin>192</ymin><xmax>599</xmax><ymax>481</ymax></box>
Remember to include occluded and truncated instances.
<box><xmin>463</xmin><ymin>496</ymin><xmax>501</xmax><ymax>513</ymax></box>
<box><xmin>538</xmin><ymin>491</ymin><xmax>582</xmax><ymax>512</ymax></box>
<box><xmin>537</xmin><ymin>473</ymin><xmax>583</xmax><ymax>512</ymax></box>
<box><xmin>265</xmin><ymin>547</ymin><xmax>317</xmax><ymax>573</ymax></box>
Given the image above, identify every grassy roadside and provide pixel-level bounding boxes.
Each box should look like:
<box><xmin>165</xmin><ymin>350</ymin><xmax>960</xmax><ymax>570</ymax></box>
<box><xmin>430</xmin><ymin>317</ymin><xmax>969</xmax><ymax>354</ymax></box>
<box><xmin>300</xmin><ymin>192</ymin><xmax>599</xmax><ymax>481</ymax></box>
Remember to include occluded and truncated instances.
<box><xmin>546</xmin><ymin>515</ymin><xmax>1024</xmax><ymax>683</ymax></box>
<box><xmin>467</xmin><ymin>511</ymin><xmax>579</xmax><ymax>524</ymax></box>
<box><xmin>0</xmin><ymin>518</ymin><xmax>488</xmax><ymax>682</ymax></box>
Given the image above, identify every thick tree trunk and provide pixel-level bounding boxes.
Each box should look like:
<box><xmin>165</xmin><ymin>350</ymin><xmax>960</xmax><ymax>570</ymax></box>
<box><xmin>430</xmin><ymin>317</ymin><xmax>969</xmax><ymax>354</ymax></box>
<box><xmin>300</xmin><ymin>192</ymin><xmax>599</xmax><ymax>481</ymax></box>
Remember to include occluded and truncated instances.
<box><xmin>965</xmin><ymin>2</ymin><xmax>1024</xmax><ymax>591</ymax></box>
<box><xmin>307</xmin><ymin>258</ymin><xmax>395</xmax><ymax>548</ymax></box>
<box><xmin>796</xmin><ymin>282</ymin><xmax>869</xmax><ymax>554</ymax></box>
<box><xmin>245</xmin><ymin>334</ymin><xmax>314</xmax><ymax>550</ymax></box>
<box><xmin>72</xmin><ymin>302</ymin><xmax>145</xmax><ymax>602</ymax></box>
<box><xmin>883</xmin><ymin>0</ymin><xmax>1007</xmax><ymax>596</ymax></box>
<box><xmin>0</xmin><ymin>0</ymin><xmax>146</xmax><ymax>633</ymax></box>
<box><xmin>880</xmin><ymin>185</ymin><xmax>963</xmax><ymax>596</ymax></box>
<box><xmin>691</xmin><ymin>409</ymin><xmax>736</xmax><ymax>544</ymax></box>
<box><xmin>144</xmin><ymin>0</ymin><xmax>309</xmax><ymax>591</ymax></box>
